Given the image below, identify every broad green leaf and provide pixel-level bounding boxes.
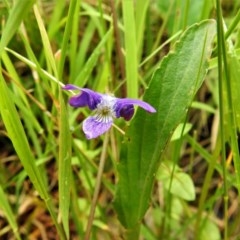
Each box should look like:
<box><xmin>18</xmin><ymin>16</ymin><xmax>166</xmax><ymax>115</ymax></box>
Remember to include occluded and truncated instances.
<box><xmin>157</xmin><ymin>162</ymin><xmax>195</xmax><ymax>200</ymax></box>
<box><xmin>199</xmin><ymin>218</ymin><xmax>221</xmax><ymax>240</ymax></box>
<box><xmin>169</xmin><ymin>172</ymin><xmax>195</xmax><ymax>200</ymax></box>
<box><xmin>158</xmin><ymin>170</ymin><xmax>195</xmax><ymax>201</ymax></box>
<box><xmin>114</xmin><ymin>20</ymin><xmax>216</xmax><ymax>230</ymax></box>
<box><xmin>0</xmin><ymin>0</ymin><xmax>35</xmax><ymax>56</ymax></box>
<box><xmin>171</xmin><ymin>123</ymin><xmax>192</xmax><ymax>141</ymax></box>
<box><xmin>58</xmin><ymin>91</ymin><xmax>72</xmax><ymax>239</ymax></box>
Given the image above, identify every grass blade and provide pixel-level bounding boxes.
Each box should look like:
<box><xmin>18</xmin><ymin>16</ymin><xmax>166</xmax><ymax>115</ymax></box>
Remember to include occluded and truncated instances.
<box><xmin>58</xmin><ymin>0</ymin><xmax>78</xmax><ymax>81</ymax></box>
<box><xmin>74</xmin><ymin>28</ymin><xmax>112</xmax><ymax>86</ymax></box>
<box><xmin>122</xmin><ymin>0</ymin><xmax>138</xmax><ymax>98</ymax></box>
<box><xmin>0</xmin><ymin>68</ymin><xmax>48</xmax><ymax>199</ymax></box>
<box><xmin>0</xmin><ymin>186</ymin><xmax>21</xmax><ymax>240</ymax></box>
<box><xmin>135</xmin><ymin>0</ymin><xmax>150</xmax><ymax>59</ymax></box>
<box><xmin>0</xmin><ymin>0</ymin><xmax>35</xmax><ymax>56</ymax></box>
<box><xmin>58</xmin><ymin>91</ymin><xmax>72</xmax><ymax>239</ymax></box>
<box><xmin>0</xmin><ymin>66</ymin><xmax>66</xmax><ymax>239</ymax></box>
<box><xmin>33</xmin><ymin>4</ymin><xmax>58</xmax><ymax>77</ymax></box>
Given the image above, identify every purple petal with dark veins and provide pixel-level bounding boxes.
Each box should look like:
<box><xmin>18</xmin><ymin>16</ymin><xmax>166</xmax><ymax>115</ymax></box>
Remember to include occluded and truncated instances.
<box><xmin>63</xmin><ymin>84</ymin><xmax>102</xmax><ymax>110</ymax></box>
<box><xmin>82</xmin><ymin>117</ymin><xmax>113</xmax><ymax>139</ymax></box>
<box><xmin>118</xmin><ymin>104</ymin><xmax>135</xmax><ymax>121</ymax></box>
<box><xmin>115</xmin><ymin>98</ymin><xmax>156</xmax><ymax>120</ymax></box>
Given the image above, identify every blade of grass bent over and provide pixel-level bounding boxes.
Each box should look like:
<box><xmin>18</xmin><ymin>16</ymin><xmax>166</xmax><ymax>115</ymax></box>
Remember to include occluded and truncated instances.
<box><xmin>5</xmin><ymin>48</ymin><xmax>64</xmax><ymax>87</ymax></box>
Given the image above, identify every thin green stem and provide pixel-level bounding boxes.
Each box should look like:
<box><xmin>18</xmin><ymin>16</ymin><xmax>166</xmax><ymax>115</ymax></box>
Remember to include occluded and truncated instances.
<box><xmin>84</xmin><ymin>132</ymin><xmax>110</xmax><ymax>240</ymax></box>
<box><xmin>112</xmin><ymin>123</ymin><xmax>125</xmax><ymax>135</ymax></box>
<box><xmin>216</xmin><ymin>0</ymin><xmax>229</xmax><ymax>239</ymax></box>
<box><xmin>5</xmin><ymin>47</ymin><xmax>64</xmax><ymax>87</ymax></box>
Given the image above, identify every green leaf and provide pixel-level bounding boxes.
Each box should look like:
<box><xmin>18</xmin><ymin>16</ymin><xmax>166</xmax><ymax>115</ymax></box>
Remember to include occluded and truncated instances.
<box><xmin>0</xmin><ymin>0</ymin><xmax>35</xmax><ymax>56</ymax></box>
<box><xmin>171</xmin><ymin>123</ymin><xmax>192</xmax><ymax>141</ymax></box>
<box><xmin>114</xmin><ymin>20</ymin><xmax>216</xmax><ymax>230</ymax></box>
<box><xmin>199</xmin><ymin>218</ymin><xmax>221</xmax><ymax>240</ymax></box>
<box><xmin>170</xmin><ymin>172</ymin><xmax>195</xmax><ymax>200</ymax></box>
<box><xmin>158</xmin><ymin>169</ymin><xmax>195</xmax><ymax>201</ymax></box>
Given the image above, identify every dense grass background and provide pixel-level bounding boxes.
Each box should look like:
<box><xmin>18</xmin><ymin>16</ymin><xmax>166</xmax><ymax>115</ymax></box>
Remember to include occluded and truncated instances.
<box><xmin>0</xmin><ymin>0</ymin><xmax>240</xmax><ymax>239</ymax></box>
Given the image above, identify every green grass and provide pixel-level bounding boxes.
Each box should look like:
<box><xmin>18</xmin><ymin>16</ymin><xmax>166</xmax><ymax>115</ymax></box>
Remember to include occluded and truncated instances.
<box><xmin>0</xmin><ymin>0</ymin><xmax>240</xmax><ymax>239</ymax></box>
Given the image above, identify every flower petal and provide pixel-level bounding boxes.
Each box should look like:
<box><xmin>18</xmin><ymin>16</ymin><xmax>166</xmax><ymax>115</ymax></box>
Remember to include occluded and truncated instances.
<box><xmin>62</xmin><ymin>84</ymin><xmax>81</xmax><ymax>91</ymax></box>
<box><xmin>118</xmin><ymin>104</ymin><xmax>135</xmax><ymax>121</ymax></box>
<box><xmin>82</xmin><ymin>116</ymin><xmax>113</xmax><ymax>139</ymax></box>
<box><xmin>115</xmin><ymin>98</ymin><xmax>156</xmax><ymax>120</ymax></box>
<box><xmin>63</xmin><ymin>84</ymin><xmax>102</xmax><ymax>110</ymax></box>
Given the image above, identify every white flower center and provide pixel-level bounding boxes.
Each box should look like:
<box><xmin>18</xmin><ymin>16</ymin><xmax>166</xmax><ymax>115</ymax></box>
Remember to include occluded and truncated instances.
<box><xmin>94</xmin><ymin>95</ymin><xmax>116</xmax><ymax>123</ymax></box>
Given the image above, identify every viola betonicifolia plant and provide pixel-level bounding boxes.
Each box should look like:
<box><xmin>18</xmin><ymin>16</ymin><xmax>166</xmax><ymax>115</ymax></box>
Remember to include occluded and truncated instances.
<box><xmin>63</xmin><ymin>84</ymin><xmax>156</xmax><ymax>139</ymax></box>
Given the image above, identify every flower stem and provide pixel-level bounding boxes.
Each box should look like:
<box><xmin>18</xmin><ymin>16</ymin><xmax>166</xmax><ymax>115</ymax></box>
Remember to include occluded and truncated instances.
<box><xmin>84</xmin><ymin>132</ymin><xmax>109</xmax><ymax>240</ymax></box>
<box><xmin>112</xmin><ymin>123</ymin><xmax>125</xmax><ymax>135</ymax></box>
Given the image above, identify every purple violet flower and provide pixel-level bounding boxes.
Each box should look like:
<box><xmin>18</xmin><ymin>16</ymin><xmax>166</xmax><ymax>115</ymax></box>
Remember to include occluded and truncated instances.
<box><xmin>63</xmin><ymin>84</ymin><xmax>156</xmax><ymax>139</ymax></box>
